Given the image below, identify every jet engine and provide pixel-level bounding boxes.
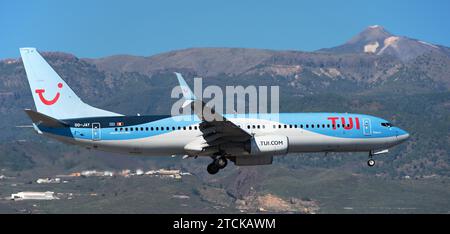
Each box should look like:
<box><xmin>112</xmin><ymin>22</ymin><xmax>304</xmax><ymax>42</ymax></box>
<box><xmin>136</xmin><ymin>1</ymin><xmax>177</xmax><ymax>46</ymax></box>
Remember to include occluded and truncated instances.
<box><xmin>249</xmin><ymin>135</ymin><xmax>289</xmax><ymax>155</ymax></box>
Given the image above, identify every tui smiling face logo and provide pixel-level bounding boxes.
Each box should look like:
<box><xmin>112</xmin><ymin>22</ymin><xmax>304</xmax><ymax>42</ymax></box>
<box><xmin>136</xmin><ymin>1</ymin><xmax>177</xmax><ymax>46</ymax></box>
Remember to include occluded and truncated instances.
<box><xmin>35</xmin><ymin>83</ymin><xmax>63</xmax><ymax>105</ymax></box>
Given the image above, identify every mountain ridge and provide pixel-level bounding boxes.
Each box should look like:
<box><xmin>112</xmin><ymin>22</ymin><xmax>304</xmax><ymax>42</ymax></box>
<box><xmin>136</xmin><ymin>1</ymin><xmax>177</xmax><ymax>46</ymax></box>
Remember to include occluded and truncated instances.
<box><xmin>318</xmin><ymin>25</ymin><xmax>450</xmax><ymax>62</ymax></box>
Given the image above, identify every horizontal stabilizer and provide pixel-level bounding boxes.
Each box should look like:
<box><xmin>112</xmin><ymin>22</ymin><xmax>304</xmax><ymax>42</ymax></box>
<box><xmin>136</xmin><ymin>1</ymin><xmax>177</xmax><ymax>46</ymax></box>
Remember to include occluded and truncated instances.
<box><xmin>24</xmin><ymin>109</ymin><xmax>68</xmax><ymax>128</ymax></box>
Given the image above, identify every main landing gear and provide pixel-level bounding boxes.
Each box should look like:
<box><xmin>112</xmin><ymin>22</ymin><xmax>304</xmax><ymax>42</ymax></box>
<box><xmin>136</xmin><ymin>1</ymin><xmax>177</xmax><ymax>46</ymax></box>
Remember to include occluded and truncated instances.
<box><xmin>207</xmin><ymin>156</ymin><xmax>228</xmax><ymax>175</ymax></box>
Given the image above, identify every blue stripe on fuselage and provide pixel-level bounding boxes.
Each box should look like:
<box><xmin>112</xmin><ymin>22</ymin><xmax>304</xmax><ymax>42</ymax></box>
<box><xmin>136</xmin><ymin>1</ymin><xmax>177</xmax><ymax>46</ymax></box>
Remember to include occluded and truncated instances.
<box><xmin>39</xmin><ymin>113</ymin><xmax>397</xmax><ymax>140</ymax></box>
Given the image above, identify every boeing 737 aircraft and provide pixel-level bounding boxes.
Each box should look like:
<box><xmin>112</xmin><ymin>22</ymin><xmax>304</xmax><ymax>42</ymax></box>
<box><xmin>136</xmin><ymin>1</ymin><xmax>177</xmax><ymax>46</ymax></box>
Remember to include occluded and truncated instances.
<box><xmin>20</xmin><ymin>48</ymin><xmax>409</xmax><ymax>174</ymax></box>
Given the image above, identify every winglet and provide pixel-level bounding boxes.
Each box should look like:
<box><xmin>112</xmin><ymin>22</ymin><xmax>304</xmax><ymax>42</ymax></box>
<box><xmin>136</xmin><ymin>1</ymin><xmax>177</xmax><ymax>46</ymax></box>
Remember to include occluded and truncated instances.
<box><xmin>174</xmin><ymin>72</ymin><xmax>197</xmax><ymax>108</ymax></box>
<box><xmin>175</xmin><ymin>72</ymin><xmax>196</xmax><ymax>100</ymax></box>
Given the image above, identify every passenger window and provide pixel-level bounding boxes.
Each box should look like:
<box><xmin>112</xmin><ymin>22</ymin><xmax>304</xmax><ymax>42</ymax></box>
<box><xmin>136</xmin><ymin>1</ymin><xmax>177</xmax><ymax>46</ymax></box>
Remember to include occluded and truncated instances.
<box><xmin>294</xmin><ymin>125</ymin><xmax>297</xmax><ymax>128</ymax></box>
<box><xmin>172</xmin><ymin>127</ymin><xmax>175</xmax><ymax>130</ymax></box>
<box><xmin>273</xmin><ymin>125</ymin><xmax>276</xmax><ymax>129</ymax></box>
<box><xmin>183</xmin><ymin>126</ymin><xmax>186</xmax><ymax>130</ymax></box>
<box><xmin>115</xmin><ymin>128</ymin><xmax>117</xmax><ymax>131</ymax></box>
<box><xmin>311</xmin><ymin>125</ymin><xmax>314</xmax><ymax>128</ymax></box>
<box><xmin>145</xmin><ymin>127</ymin><xmax>148</xmax><ymax>131</ymax></box>
<box><xmin>136</xmin><ymin>127</ymin><xmax>139</xmax><ymax>131</ymax></box>
<box><xmin>189</xmin><ymin>126</ymin><xmax>192</xmax><ymax>130</ymax></box>
<box><xmin>178</xmin><ymin>126</ymin><xmax>181</xmax><ymax>130</ymax></box>
<box><xmin>337</xmin><ymin>124</ymin><xmax>340</xmax><ymax>128</ymax></box>
<box><xmin>289</xmin><ymin>125</ymin><xmax>292</xmax><ymax>128</ymax></box>
<box><xmin>166</xmin><ymin>127</ymin><xmax>169</xmax><ymax>130</ymax></box>
<box><xmin>257</xmin><ymin>125</ymin><xmax>260</xmax><ymax>129</ymax></box>
<box><xmin>120</xmin><ymin>128</ymin><xmax>123</xmax><ymax>131</ymax></box>
<box><xmin>194</xmin><ymin>126</ymin><xmax>198</xmax><ymax>130</ymax></box>
<box><xmin>247</xmin><ymin>125</ymin><xmax>251</xmax><ymax>129</ymax></box>
<box><xmin>306</xmin><ymin>124</ymin><xmax>309</xmax><ymax>128</ymax></box>
<box><xmin>278</xmin><ymin>125</ymin><xmax>282</xmax><ymax>128</ymax></box>
<box><xmin>156</xmin><ymin>127</ymin><xmax>159</xmax><ymax>131</ymax></box>
<box><xmin>125</xmin><ymin>128</ymin><xmax>128</xmax><ymax>131</ymax></box>
<box><xmin>327</xmin><ymin>124</ymin><xmax>330</xmax><ymax>128</ymax></box>
<box><xmin>284</xmin><ymin>125</ymin><xmax>287</xmax><ymax>128</ymax></box>
<box><xmin>322</xmin><ymin>124</ymin><xmax>325</xmax><ymax>128</ymax></box>
<box><xmin>130</xmin><ymin>128</ymin><xmax>133</xmax><ymax>131</ymax></box>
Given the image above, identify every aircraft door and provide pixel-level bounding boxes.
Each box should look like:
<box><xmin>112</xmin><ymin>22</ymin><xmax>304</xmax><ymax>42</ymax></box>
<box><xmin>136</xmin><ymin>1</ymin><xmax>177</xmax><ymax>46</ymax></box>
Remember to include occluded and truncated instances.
<box><xmin>362</xmin><ymin>118</ymin><xmax>372</xmax><ymax>136</ymax></box>
<box><xmin>92</xmin><ymin>123</ymin><xmax>101</xmax><ymax>141</ymax></box>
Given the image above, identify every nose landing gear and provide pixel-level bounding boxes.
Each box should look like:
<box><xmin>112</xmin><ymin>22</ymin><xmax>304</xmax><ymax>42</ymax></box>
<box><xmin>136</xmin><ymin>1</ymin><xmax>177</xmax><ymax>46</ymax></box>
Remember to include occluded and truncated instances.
<box><xmin>366</xmin><ymin>149</ymin><xmax>389</xmax><ymax>167</ymax></box>
<box><xmin>367</xmin><ymin>150</ymin><xmax>376</xmax><ymax>167</ymax></box>
<box><xmin>207</xmin><ymin>156</ymin><xmax>228</xmax><ymax>174</ymax></box>
<box><xmin>367</xmin><ymin>158</ymin><xmax>376</xmax><ymax>167</ymax></box>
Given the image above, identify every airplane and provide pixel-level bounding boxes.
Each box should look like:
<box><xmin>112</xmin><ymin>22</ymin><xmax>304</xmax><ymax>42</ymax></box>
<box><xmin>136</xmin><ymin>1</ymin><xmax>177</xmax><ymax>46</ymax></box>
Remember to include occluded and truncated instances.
<box><xmin>20</xmin><ymin>48</ymin><xmax>410</xmax><ymax>174</ymax></box>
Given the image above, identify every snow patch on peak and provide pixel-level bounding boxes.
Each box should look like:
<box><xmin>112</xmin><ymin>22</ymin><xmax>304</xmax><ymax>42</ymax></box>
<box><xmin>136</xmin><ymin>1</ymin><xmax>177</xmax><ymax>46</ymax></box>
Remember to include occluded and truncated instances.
<box><xmin>364</xmin><ymin>41</ymin><xmax>379</xmax><ymax>53</ymax></box>
<box><xmin>369</xmin><ymin>25</ymin><xmax>381</xmax><ymax>29</ymax></box>
<box><xmin>377</xmin><ymin>36</ymin><xmax>400</xmax><ymax>55</ymax></box>
<box><xmin>385</xmin><ymin>36</ymin><xmax>400</xmax><ymax>45</ymax></box>
<box><xmin>419</xmin><ymin>41</ymin><xmax>439</xmax><ymax>49</ymax></box>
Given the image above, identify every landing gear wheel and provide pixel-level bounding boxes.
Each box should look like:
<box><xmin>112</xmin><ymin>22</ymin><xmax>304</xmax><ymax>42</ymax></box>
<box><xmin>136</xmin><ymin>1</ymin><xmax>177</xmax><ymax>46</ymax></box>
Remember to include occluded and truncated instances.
<box><xmin>207</xmin><ymin>163</ymin><xmax>220</xmax><ymax>175</ymax></box>
<box><xmin>216</xmin><ymin>157</ymin><xmax>228</xmax><ymax>169</ymax></box>
<box><xmin>367</xmin><ymin>159</ymin><xmax>376</xmax><ymax>167</ymax></box>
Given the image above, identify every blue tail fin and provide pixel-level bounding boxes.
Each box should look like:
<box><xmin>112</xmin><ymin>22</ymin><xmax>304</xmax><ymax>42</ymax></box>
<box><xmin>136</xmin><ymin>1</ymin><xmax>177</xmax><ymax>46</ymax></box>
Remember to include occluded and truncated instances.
<box><xmin>20</xmin><ymin>48</ymin><xmax>122</xmax><ymax>120</ymax></box>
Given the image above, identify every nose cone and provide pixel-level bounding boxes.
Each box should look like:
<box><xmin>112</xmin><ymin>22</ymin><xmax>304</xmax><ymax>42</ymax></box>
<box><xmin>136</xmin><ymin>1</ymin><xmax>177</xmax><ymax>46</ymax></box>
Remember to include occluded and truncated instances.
<box><xmin>396</xmin><ymin>128</ymin><xmax>410</xmax><ymax>143</ymax></box>
<box><xmin>397</xmin><ymin>132</ymin><xmax>410</xmax><ymax>142</ymax></box>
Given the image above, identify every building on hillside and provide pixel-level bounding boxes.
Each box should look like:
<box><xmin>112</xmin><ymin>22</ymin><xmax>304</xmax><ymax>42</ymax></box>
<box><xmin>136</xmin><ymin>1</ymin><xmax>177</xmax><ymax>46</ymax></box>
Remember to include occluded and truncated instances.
<box><xmin>36</xmin><ymin>178</ymin><xmax>61</xmax><ymax>184</ymax></box>
<box><xmin>136</xmin><ymin>169</ymin><xmax>144</xmax><ymax>176</ymax></box>
<box><xmin>11</xmin><ymin>191</ymin><xmax>58</xmax><ymax>201</ymax></box>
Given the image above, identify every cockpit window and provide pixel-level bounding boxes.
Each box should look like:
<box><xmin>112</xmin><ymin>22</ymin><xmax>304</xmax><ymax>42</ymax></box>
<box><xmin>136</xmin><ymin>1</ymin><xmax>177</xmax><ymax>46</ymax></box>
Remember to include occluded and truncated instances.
<box><xmin>381</xmin><ymin>122</ymin><xmax>393</xmax><ymax>127</ymax></box>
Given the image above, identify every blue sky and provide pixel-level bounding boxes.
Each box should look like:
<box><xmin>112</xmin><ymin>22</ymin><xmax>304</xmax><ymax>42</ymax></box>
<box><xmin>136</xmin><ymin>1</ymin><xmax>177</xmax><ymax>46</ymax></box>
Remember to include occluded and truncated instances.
<box><xmin>1</xmin><ymin>0</ymin><xmax>449</xmax><ymax>59</ymax></box>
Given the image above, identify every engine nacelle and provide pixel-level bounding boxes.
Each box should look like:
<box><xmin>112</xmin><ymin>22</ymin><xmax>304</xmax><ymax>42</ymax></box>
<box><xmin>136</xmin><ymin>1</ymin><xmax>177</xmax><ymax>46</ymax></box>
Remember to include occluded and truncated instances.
<box><xmin>250</xmin><ymin>135</ymin><xmax>289</xmax><ymax>155</ymax></box>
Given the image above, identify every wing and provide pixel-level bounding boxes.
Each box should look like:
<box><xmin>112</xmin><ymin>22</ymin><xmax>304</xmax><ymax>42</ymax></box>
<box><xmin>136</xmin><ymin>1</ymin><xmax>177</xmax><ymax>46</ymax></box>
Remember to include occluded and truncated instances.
<box><xmin>174</xmin><ymin>73</ymin><xmax>252</xmax><ymax>156</ymax></box>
